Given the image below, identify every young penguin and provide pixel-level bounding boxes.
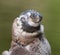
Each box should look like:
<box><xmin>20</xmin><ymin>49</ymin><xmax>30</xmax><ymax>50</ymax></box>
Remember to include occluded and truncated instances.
<box><xmin>11</xmin><ymin>10</ymin><xmax>43</xmax><ymax>46</ymax></box>
<box><xmin>2</xmin><ymin>10</ymin><xmax>51</xmax><ymax>55</ymax></box>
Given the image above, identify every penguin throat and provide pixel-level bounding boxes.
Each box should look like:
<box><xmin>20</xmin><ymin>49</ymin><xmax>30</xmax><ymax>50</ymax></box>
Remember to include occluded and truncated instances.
<box><xmin>22</xmin><ymin>21</ymin><xmax>40</xmax><ymax>33</ymax></box>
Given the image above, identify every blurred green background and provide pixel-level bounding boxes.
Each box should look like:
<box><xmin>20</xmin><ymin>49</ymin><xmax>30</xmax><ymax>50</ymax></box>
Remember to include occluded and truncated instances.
<box><xmin>0</xmin><ymin>0</ymin><xmax>60</xmax><ymax>55</ymax></box>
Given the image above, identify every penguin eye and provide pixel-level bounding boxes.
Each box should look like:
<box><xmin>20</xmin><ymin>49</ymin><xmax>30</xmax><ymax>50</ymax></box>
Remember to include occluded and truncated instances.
<box><xmin>21</xmin><ymin>17</ymin><xmax>25</xmax><ymax>22</ymax></box>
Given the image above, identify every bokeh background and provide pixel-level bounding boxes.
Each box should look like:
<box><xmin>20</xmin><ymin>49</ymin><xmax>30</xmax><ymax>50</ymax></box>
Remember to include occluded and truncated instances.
<box><xmin>0</xmin><ymin>0</ymin><xmax>60</xmax><ymax>55</ymax></box>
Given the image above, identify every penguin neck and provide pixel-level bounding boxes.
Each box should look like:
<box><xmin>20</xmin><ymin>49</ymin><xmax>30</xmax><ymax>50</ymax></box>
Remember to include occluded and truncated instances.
<box><xmin>21</xmin><ymin>21</ymin><xmax>40</xmax><ymax>33</ymax></box>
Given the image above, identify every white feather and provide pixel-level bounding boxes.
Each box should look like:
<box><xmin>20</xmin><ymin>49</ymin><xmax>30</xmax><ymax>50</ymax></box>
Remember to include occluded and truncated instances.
<box><xmin>28</xmin><ymin>21</ymin><xmax>39</xmax><ymax>27</ymax></box>
<box><xmin>2</xmin><ymin>51</ymin><xmax>12</xmax><ymax>55</ymax></box>
<box><xmin>40</xmin><ymin>24</ymin><xmax>44</xmax><ymax>33</ymax></box>
<box><xmin>27</xmin><ymin>12</ymin><xmax>31</xmax><ymax>16</ymax></box>
<box><xmin>25</xmin><ymin>45</ymin><xmax>30</xmax><ymax>51</ymax></box>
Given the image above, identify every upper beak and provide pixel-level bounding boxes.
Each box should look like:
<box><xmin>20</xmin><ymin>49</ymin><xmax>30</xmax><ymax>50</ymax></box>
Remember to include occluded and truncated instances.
<box><xmin>34</xmin><ymin>17</ymin><xmax>42</xmax><ymax>23</ymax></box>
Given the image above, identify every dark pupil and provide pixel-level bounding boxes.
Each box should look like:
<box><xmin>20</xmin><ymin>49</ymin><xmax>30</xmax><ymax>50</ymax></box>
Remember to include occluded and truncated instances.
<box><xmin>20</xmin><ymin>17</ymin><xmax>25</xmax><ymax>22</ymax></box>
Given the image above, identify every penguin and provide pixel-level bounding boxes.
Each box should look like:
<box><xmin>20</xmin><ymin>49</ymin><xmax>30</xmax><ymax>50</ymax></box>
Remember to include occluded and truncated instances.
<box><xmin>2</xmin><ymin>10</ymin><xmax>51</xmax><ymax>55</ymax></box>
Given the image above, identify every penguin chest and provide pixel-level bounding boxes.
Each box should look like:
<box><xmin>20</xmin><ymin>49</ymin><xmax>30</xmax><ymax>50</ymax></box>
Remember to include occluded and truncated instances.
<box><xmin>25</xmin><ymin>38</ymin><xmax>51</xmax><ymax>55</ymax></box>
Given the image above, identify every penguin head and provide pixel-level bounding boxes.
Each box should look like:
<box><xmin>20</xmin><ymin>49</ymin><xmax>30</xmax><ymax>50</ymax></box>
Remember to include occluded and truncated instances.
<box><xmin>17</xmin><ymin>10</ymin><xmax>43</xmax><ymax>33</ymax></box>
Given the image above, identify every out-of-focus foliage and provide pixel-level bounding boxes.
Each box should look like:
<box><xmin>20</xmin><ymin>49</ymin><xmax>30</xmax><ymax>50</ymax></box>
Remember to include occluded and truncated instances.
<box><xmin>0</xmin><ymin>0</ymin><xmax>60</xmax><ymax>55</ymax></box>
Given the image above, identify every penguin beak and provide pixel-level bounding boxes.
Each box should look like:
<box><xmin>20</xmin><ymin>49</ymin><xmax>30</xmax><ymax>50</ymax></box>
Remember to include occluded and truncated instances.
<box><xmin>35</xmin><ymin>17</ymin><xmax>40</xmax><ymax>23</ymax></box>
<box><xmin>30</xmin><ymin>17</ymin><xmax>41</xmax><ymax>23</ymax></box>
